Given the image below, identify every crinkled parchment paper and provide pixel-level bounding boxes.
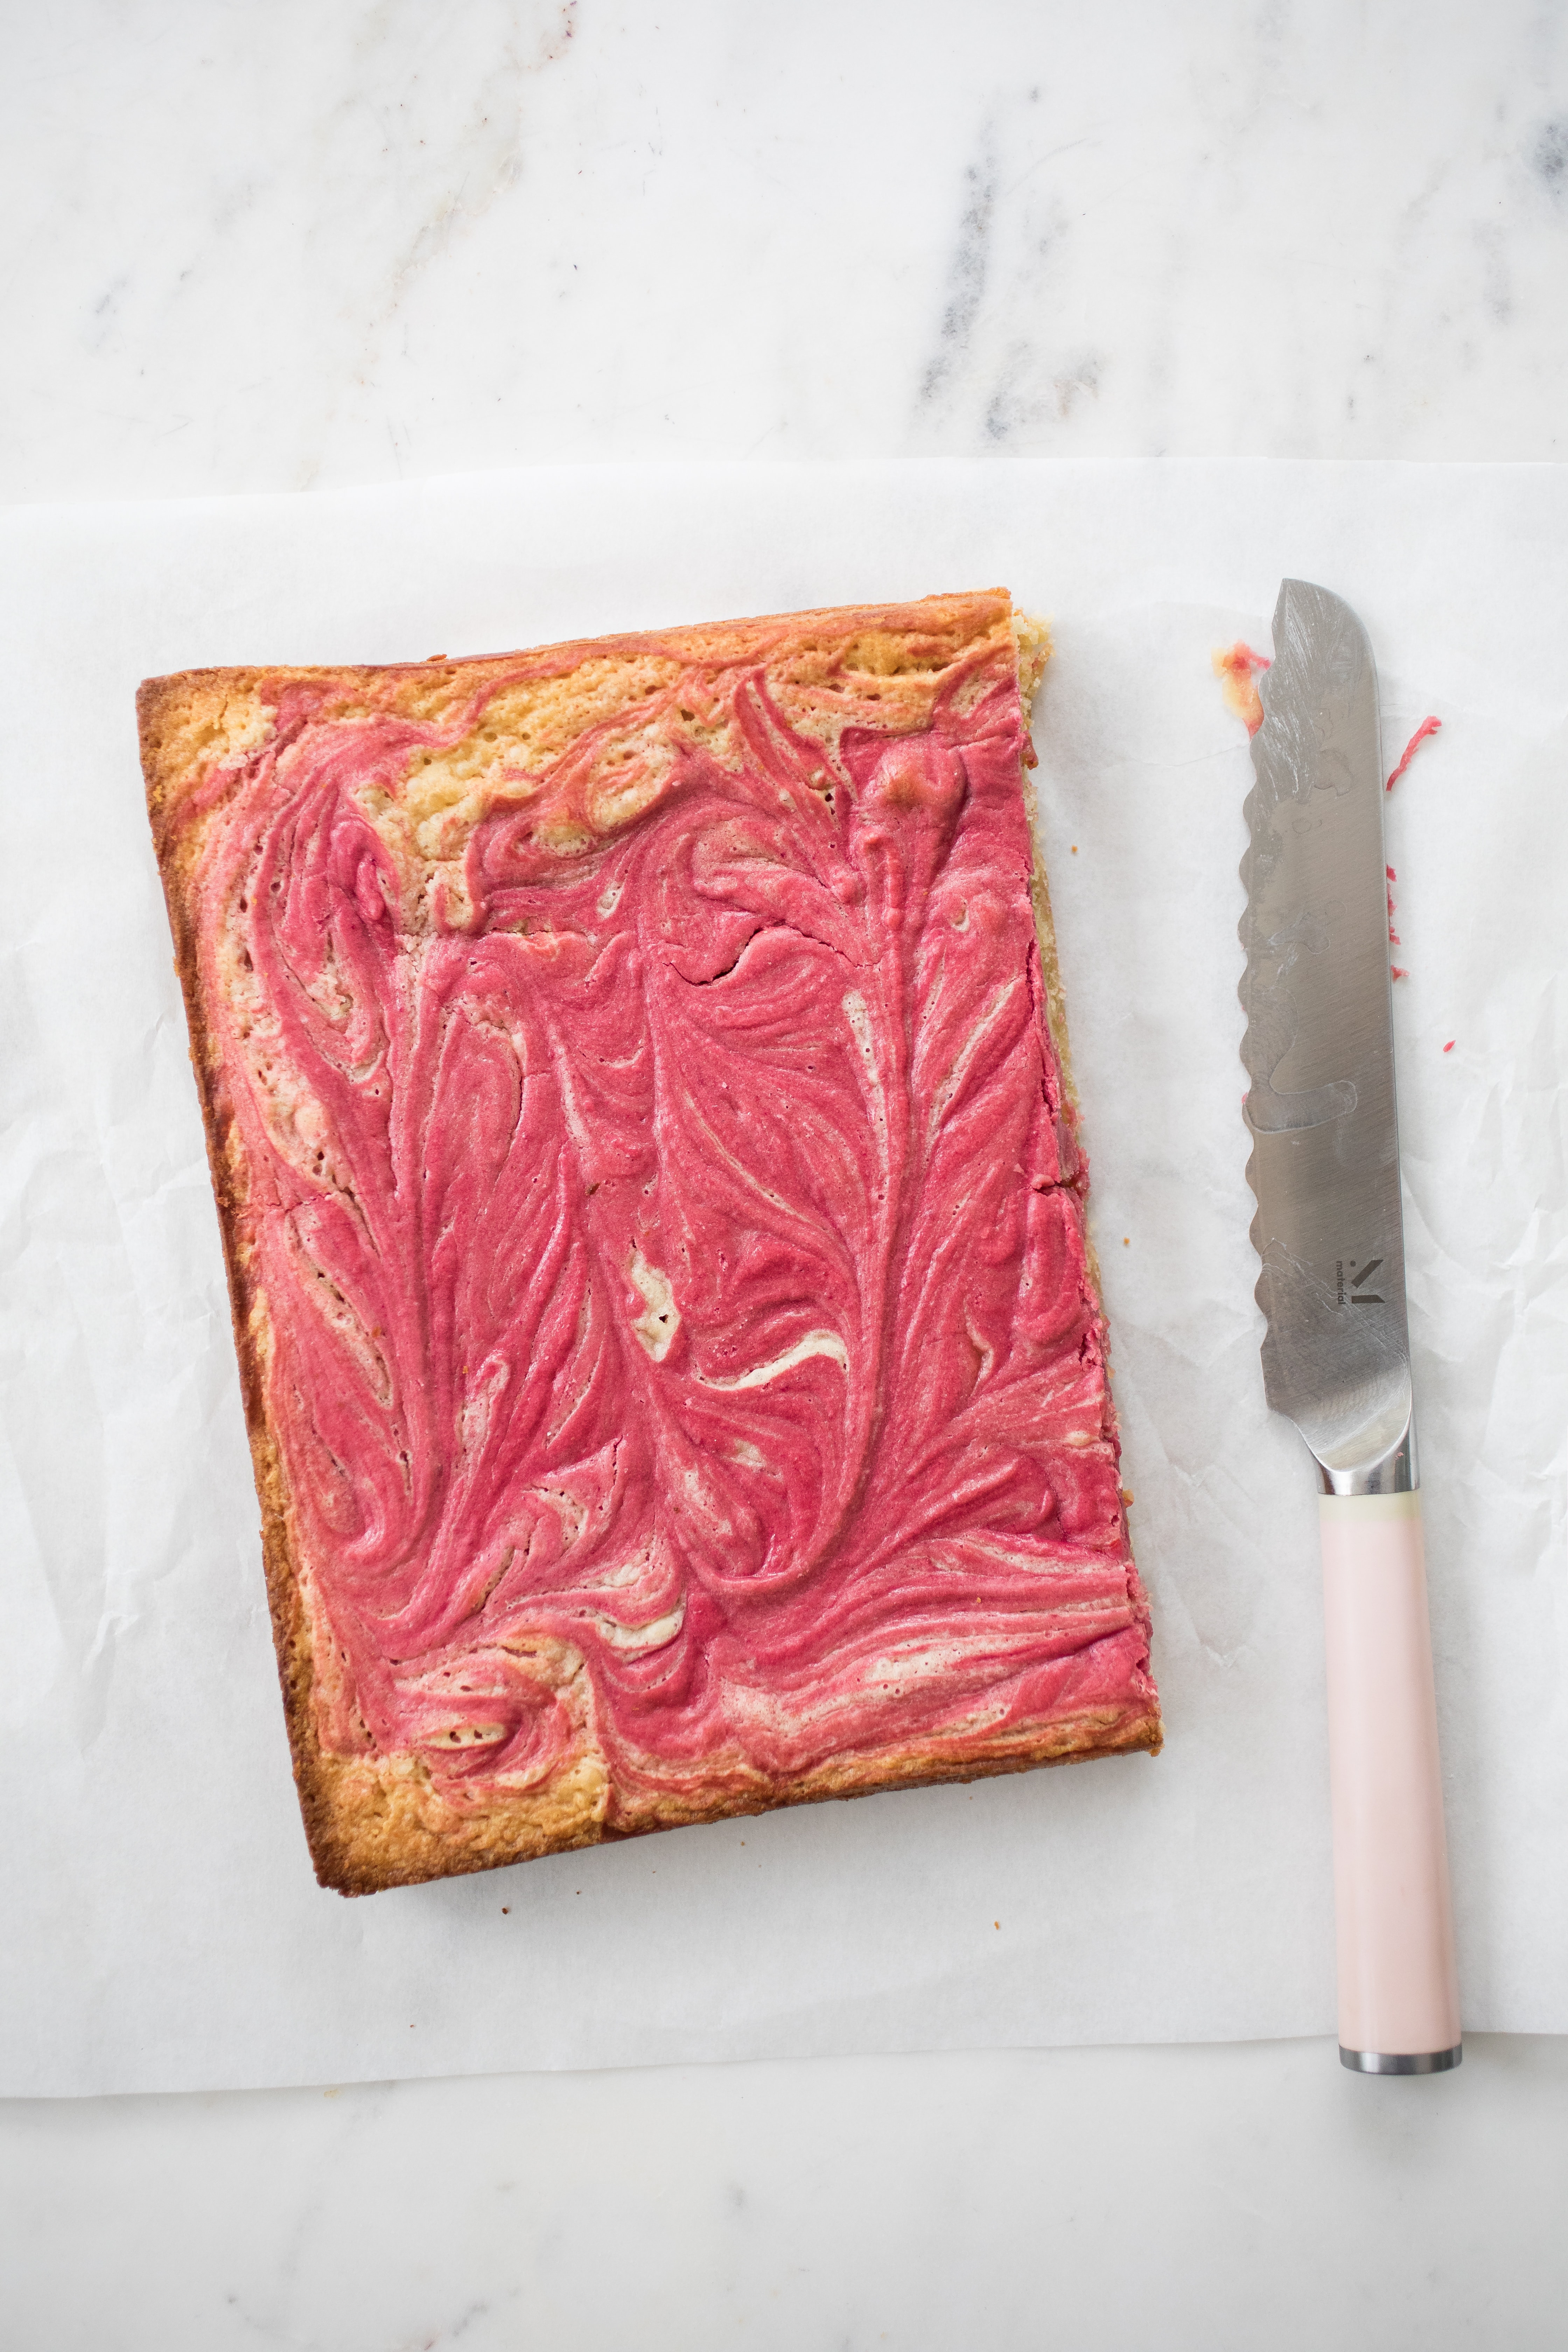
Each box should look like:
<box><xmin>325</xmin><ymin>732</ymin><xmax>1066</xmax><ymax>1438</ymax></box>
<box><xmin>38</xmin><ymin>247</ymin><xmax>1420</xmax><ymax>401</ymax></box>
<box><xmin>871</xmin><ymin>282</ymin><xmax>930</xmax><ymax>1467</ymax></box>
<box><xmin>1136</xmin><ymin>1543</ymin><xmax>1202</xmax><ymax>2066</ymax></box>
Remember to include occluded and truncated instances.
<box><xmin>2</xmin><ymin>461</ymin><xmax>1563</xmax><ymax>2093</ymax></box>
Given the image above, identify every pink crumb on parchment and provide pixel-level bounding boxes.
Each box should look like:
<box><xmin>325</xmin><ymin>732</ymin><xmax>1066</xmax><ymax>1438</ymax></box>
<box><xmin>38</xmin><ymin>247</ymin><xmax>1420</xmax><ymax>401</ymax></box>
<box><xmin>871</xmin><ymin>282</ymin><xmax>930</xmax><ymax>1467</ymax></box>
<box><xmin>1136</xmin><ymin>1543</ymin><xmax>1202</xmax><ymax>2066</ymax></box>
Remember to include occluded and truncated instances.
<box><xmin>1386</xmin><ymin>716</ymin><xmax>1442</xmax><ymax>791</ymax></box>
<box><xmin>1392</xmin><ymin>967</ymin><xmax>1409</xmax><ymax>981</ymax></box>
<box><xmin>1212</xmin><ymin>642</ymin><xmax>1272</xmax><ymax>736</ymax></box>
<box><xmin>1444</xmin><ymin>1041</ymin><xmax>1456</xmax><ymax>1052</ymax></box>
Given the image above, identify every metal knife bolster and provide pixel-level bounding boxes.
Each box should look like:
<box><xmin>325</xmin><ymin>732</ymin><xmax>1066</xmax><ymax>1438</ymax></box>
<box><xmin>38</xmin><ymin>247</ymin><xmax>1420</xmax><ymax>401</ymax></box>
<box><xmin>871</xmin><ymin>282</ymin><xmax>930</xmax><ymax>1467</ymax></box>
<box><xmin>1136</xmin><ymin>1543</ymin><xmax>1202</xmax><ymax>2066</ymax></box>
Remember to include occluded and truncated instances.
<box><xmin>1316</xmin><ymin>1399</ymin><xmax>1418</xmax><ymax>1498</ymax></box>
<box><xmin>1239</xmin><ymin>581</ymin><xmax>1417</xmax><ymax>1499</ymax></box>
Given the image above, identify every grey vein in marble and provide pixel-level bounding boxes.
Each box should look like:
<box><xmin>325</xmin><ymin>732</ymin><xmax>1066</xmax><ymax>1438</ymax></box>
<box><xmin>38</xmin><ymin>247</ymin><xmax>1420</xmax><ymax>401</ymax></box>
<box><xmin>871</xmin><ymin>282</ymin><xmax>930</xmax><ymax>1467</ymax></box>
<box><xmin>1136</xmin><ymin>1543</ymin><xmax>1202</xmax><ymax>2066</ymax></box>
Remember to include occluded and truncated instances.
<box><xmin>4</xmin><ymin>0</ymin><xmax>1567</xmax><ymax>499</ymax></box>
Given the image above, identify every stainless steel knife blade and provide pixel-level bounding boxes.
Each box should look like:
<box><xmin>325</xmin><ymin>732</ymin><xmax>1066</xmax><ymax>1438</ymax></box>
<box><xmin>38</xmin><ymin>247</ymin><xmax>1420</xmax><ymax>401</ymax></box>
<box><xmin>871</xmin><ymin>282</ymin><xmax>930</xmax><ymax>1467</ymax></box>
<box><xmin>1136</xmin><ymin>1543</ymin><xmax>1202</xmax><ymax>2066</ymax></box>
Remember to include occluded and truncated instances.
<box><xmin>1239</xmin><ymin>579</ymin><xmax>1415</xmax><ymax>1493</ymax></box>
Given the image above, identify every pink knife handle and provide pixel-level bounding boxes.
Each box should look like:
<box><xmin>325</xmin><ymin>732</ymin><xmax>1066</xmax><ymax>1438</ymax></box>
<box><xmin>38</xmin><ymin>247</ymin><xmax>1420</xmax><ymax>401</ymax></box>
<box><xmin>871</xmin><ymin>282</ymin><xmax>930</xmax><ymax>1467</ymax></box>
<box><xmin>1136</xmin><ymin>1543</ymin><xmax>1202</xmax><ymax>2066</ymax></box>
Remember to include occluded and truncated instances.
<box><xmin>1320</xmin><ymin>1492</ymin><xmax>1461</xmax><ymax>2070</ymax></box>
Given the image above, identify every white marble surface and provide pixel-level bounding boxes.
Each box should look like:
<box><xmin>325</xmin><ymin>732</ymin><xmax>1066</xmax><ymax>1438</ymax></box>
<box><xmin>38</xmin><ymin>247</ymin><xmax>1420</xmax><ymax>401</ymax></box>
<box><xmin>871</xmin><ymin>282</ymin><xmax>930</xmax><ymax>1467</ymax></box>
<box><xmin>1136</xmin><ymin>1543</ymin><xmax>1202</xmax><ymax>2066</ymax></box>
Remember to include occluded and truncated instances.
<box><xmin>5</xmin><ymin>2037</ymin><xmax>1567</xmax><ymax>2349</ymax></box>
<box><xmin>5</xmin><ymin>1</ymin><xmax>1567</xmax><ymax>2343</ymax></box>
<box><xmin>5</xmin><ymin>0</ymin><xmax>1568</xmax><ymax>500</ymax></box>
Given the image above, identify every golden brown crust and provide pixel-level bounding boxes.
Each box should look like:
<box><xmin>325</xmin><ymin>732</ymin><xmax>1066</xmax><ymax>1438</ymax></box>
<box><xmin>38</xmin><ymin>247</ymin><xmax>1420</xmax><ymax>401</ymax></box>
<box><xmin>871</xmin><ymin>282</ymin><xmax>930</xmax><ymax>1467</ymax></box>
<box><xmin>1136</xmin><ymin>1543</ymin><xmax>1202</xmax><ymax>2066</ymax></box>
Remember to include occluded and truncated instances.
<box><xmin>139</xmin><ymin>592</ymin><xmax>1158</xmax><ymax>1897</ymax></box>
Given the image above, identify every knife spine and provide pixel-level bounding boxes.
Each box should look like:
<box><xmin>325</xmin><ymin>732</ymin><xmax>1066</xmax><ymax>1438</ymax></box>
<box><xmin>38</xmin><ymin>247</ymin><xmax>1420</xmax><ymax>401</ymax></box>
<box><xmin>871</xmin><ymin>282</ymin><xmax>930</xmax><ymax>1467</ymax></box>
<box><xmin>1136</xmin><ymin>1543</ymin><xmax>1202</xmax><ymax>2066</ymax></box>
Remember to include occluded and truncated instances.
<box><xmin>1237</xmin><ymin>730</ymin><xmax>1282</xmax><ymax>1401</ymax></box>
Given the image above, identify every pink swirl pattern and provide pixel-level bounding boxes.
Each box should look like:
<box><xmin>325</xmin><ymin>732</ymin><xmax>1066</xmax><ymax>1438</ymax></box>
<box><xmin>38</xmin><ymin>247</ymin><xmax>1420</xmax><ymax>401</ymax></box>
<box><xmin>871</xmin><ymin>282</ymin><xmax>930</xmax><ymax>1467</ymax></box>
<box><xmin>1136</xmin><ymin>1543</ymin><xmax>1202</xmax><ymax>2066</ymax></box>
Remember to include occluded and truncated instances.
<box><xmin>174</xmin><ymin>607</ymin><xmax>1156</xmax><ymax>1856</ymax></box>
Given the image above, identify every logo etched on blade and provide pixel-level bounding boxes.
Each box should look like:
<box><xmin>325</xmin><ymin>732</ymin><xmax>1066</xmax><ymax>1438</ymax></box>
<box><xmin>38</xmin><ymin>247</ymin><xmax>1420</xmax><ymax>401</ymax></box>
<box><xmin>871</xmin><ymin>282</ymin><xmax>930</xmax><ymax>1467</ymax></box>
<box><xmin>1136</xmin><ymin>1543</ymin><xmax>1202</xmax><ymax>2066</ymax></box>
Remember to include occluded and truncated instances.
<box><xmin>1335</xmin><ymin>1258</ymin><xmax>1386</xmax><ymax>1306</ymax></box>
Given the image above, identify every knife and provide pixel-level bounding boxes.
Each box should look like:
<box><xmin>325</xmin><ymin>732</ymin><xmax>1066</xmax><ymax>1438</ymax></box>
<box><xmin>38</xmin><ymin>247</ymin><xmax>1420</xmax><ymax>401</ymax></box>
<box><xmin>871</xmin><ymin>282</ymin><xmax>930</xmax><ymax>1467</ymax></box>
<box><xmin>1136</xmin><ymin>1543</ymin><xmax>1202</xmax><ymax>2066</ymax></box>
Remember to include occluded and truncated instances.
<box><xmin>1239</xmin><ymin>579</ymin><xmax>1461</xmax><ymax>2076</ymax></box>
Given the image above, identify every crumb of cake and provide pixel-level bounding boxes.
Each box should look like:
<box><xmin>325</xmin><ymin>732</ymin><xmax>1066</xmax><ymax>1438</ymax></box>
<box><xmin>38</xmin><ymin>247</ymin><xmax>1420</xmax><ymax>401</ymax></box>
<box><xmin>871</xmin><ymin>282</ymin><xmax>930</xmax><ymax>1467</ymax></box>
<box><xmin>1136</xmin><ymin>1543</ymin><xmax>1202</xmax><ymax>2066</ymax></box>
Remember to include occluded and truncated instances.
<box><xmin>1212</xmin><ymin>641</ymin><xmax>1272</xmax><ymax>736</ymax></box>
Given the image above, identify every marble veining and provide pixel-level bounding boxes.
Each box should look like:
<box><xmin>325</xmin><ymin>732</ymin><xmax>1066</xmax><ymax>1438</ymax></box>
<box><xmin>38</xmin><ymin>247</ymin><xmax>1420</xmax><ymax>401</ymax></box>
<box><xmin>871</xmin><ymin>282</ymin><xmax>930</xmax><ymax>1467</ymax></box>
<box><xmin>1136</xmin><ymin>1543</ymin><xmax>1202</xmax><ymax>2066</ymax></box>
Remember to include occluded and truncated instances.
<box><xmin>4</xmin><ymin>0</ymin><xmax>1567</xmax><ymax>502</ymax></box>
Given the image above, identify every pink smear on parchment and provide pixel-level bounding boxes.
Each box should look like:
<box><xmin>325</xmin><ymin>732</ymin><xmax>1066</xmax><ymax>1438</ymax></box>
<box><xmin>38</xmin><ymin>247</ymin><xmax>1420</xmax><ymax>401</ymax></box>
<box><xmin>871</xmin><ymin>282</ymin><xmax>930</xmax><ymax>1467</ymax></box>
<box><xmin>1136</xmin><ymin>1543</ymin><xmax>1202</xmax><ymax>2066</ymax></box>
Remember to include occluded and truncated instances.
<box><xmin>1383</xmin><ymin>723</ymin><xmax>1441</xmax><ymax>978</ymax></box>
<box><xmin>1386</xmin><ymin>716</ymin><xmax>1442</xmax><ymax>791</ymax></box>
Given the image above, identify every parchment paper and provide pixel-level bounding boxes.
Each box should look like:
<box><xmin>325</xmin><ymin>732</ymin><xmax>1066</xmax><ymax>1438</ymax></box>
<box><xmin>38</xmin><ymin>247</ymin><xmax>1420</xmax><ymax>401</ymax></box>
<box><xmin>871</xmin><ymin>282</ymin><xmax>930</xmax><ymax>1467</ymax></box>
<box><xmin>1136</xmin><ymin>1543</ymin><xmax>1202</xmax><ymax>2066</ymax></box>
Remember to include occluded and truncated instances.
<box><xmin>3</xmin><ymin>461</ymin><xmax>1564</xmax><ymax>2095</ymax></box>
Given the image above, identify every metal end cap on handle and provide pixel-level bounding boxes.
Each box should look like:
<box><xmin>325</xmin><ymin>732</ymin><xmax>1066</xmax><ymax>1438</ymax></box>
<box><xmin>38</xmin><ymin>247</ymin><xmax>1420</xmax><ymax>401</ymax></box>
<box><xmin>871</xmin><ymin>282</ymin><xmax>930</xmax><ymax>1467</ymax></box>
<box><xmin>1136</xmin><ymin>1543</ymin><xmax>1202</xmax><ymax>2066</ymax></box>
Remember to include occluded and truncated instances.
<box><xmin>1339</xmin><ymin>2044</ymin><xmax>1463</xmax><ymax>2076</ymax></box>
